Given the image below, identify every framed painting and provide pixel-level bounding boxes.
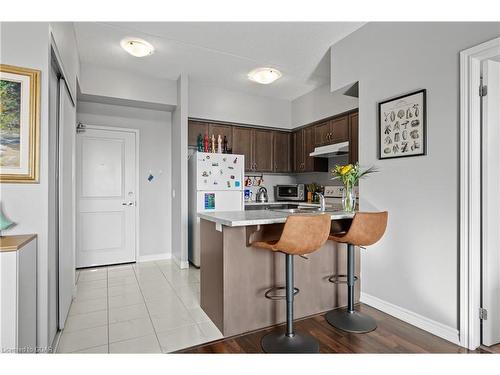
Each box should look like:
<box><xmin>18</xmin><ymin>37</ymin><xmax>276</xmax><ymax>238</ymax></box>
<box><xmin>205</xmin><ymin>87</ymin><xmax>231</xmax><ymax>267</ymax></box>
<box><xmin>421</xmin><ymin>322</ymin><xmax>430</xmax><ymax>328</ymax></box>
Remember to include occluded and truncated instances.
<box><xmin>378</xmin><ymin>89</ymin><xmax>427</xmax><ymax>159</ymax></box>
<box><xmin>0</xmin><ymin>64</ymin><xmax>40</xmax><ymax>183</ymax></box>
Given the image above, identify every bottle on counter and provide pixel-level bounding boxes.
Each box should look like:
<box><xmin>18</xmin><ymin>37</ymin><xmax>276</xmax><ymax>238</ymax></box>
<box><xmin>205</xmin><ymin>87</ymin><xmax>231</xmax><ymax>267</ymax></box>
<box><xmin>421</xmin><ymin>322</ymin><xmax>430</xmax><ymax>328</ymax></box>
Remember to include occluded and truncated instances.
<box><xmin>223</xmin><ymin>135</ymin><xmax>228</xmax><ymax>153</ymax></box>
<box><xmin>204</xmin><ymin>133</ymin><xmax>209</xmax><ymax>152</ymax></box>
<box><xmin>197</xmin><ymin>134</ymin><xmax>203</xmax><ymax>152</ymax></box>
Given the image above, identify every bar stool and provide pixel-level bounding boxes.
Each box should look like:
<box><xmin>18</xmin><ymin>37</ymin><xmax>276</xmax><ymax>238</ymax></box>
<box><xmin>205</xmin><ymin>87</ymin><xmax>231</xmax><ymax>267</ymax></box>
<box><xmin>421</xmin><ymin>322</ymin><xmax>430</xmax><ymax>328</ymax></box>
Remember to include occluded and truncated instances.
<box><xmin>252</xmin><ymin>214</ymin><xmax>332</xmax><ymax>353</ymax></box>
<box><xmin>326</xmin><ymin>211</ymin><xmax>388</xmax><ymax>333</ymax></box>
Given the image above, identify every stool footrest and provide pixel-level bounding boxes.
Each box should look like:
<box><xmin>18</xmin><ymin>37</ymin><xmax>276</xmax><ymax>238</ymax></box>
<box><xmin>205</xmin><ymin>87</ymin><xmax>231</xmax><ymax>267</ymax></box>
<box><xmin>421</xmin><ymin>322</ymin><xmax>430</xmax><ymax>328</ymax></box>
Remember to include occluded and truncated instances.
<box><xmin>264</xmin><ymin>286</ymin><xmax>300</xmax><ymax>300</ymax></box>
<box><xmin>328</xmin><ymin>274</ymin><xmax>358</xmax><ymax>284</ymax></box>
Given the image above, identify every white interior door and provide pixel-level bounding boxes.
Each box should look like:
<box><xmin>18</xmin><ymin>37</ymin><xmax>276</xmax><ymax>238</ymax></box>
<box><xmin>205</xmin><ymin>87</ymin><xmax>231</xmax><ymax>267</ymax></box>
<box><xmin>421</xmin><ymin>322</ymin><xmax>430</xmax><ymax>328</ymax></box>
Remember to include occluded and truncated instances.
<box><xmin>76</xmin><ymin>127</ymin><xmax>137</xmax><ymax>268</ymax></box>
<box><xmin>482</xmin><ymin>58</ymin><xmax>500</xmax><ymax>346</ymax></box>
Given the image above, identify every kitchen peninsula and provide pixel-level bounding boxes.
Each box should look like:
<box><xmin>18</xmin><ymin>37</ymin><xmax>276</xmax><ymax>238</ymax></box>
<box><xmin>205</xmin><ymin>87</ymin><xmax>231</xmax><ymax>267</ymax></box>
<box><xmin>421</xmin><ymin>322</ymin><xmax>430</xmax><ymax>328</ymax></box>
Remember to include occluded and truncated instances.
<box><xmin>198</xmin><ymin>209</ymin><xmax>356</xmax><ymax>337</ymax></box>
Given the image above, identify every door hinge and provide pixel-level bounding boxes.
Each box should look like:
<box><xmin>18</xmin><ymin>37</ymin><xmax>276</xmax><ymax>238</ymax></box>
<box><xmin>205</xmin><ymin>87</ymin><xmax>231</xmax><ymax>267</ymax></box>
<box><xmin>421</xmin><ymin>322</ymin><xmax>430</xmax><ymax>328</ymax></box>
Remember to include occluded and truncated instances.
<box><xmin>480</xmin><ymin>84</ymin><xmax>488</xmax><ymax>97</ymax></box>
<box><xmin>480</xmin><ymin>308</ymin><xmax>488</xmax><ymax>320</ymax></box>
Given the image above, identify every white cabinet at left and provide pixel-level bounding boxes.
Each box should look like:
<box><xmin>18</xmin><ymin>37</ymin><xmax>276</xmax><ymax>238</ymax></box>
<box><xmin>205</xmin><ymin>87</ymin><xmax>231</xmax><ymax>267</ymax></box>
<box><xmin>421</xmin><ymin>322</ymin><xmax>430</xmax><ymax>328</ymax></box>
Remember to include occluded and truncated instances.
<box><xmin>0</xmin><ymin>234</ymin><xmax>37</xmax><ymax>353</ymax></box>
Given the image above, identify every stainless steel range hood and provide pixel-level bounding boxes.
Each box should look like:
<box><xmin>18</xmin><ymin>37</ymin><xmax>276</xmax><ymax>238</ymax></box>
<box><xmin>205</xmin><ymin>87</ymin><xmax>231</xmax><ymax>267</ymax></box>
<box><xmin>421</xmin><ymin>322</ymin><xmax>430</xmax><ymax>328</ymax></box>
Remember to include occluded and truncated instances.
<box><xmin>309</xmin><ymin>141</ymin><xmax>349</xmax><ymax>158</ymax></box>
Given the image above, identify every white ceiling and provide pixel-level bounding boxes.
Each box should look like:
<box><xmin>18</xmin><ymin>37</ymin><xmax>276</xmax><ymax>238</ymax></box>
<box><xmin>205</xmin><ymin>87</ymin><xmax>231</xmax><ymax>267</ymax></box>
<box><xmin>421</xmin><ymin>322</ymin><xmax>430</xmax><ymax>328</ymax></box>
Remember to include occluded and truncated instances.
<box><xmin>74</xmin><ymin>22</ymin><xmax>364</xmax><ymax>101</ymax></box>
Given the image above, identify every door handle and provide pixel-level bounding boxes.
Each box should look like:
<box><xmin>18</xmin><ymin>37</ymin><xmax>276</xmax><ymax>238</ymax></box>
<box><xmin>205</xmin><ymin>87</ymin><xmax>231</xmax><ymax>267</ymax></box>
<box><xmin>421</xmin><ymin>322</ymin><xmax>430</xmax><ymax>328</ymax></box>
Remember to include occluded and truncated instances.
<box><xmin>122</xmin><ymin>202</ymin><xmax>135</xmax><ymax>206</ymax></box>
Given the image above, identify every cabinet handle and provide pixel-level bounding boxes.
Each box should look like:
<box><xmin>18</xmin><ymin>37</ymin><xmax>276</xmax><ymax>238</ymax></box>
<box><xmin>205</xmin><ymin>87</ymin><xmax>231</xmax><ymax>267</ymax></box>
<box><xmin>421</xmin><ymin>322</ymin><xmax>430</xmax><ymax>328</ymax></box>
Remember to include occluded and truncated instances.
<box><xmin>326</xmin><ymin>133</ymin><xmax>331</xmax><ymax>141</ymax></box>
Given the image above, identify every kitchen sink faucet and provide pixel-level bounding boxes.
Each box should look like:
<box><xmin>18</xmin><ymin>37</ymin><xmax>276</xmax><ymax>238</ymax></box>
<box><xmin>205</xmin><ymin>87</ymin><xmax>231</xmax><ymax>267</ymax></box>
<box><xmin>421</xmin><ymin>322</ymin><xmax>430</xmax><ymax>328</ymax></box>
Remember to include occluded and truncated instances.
<box><xmin>316</xmin><ymin>193</ymin><xmax>326</xmax><ymax>212</ymax></box>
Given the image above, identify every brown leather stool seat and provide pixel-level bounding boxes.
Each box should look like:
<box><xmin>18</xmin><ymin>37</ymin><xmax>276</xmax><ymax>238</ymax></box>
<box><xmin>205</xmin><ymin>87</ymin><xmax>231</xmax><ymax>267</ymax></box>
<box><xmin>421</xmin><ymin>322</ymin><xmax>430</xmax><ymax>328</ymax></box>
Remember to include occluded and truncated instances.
<box><xmin>326</xmin><ymin>211</ymin><xmax>388</xmax><ymax>333</ymax></box>
<box><xmin>252</xmin><ymin>214</ymin><xmax>332</xmax><ymax>353</ymax></box>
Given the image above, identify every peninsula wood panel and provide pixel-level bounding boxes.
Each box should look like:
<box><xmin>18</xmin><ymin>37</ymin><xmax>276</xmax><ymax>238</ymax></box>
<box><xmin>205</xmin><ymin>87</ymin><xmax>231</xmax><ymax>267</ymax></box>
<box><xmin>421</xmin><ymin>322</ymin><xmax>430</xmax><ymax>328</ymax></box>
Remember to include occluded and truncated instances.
<box><xmin>200</xmin><ymin>220</ymin><xmax>359</xmax><ymax>337</ymax></box>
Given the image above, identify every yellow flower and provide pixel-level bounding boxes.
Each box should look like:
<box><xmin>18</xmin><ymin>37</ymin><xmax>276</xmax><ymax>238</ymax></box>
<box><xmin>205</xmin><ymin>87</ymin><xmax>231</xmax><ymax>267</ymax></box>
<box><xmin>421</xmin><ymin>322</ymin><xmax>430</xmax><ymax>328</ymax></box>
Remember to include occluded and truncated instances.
<box><xmin>340</xmin><ymin>164</ymin><xmax>353</xmax><ymax>175</ymax></box>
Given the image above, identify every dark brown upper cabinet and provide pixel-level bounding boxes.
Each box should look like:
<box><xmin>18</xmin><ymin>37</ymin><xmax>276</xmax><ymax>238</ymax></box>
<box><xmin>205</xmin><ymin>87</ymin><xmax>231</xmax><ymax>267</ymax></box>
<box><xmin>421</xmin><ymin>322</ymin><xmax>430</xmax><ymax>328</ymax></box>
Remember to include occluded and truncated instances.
<box><xmin>293</xmin><ymin>129</ymin><xmax>304</xmax><ymax>173</ymax></box>
<box><xmin>348</xmin><ymin>112</ymin><xmax>359</xmax><ymax>164</ymax></box>
<box><xmin>293</xmin><ymin>128</ymin><xmax>327</xmax><ymax>173</ymax></box>
<box><xmin>253</xmin><ymin>129</ymin><xmax>274</xmax><ymax>173</ymax></box>
<box><xmin>314</xmin><ymin>115</ymin><xmax>349</xmax><ymax>147</ymax></box>
<box><xmin>208</xmin><ymin>123</ymin><xmax>233</xmax><ymax>150</ymax></box>
<box><xmin>330</xmin><ymin>116</ymin><xmax>349</xmax><ymax>144</ymax></box>
<box><xmin>273</xmin><ymin>131</ymin><xmax>292</xmax><ymax>173</ymax></box>
<box><xmin>188</xmin><ymin>120</ymin><xmax>208</xmax><ymax>147</ymax></box>
<box><xmin>232</xmin><ymin>127</ymin><xmax>253</xmax><ymax>171</ymax></box>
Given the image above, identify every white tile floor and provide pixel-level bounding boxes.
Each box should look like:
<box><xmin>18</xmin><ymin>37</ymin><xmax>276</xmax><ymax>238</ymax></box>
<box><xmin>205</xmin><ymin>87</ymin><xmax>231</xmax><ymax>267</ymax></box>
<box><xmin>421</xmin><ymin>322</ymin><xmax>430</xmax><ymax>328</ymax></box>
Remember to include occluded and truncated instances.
<box><xmin>56</xmin><ymin>260</ymin><xmax>223</xmax><ymax>353</ymax></box>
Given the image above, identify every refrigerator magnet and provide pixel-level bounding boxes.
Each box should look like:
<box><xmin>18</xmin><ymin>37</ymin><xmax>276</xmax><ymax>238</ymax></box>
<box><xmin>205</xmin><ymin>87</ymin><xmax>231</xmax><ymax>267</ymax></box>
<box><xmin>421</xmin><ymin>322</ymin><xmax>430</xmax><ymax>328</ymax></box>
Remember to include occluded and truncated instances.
<box><xmin>227</xmin><ymin>181</ymin><xmax>231</xmax><ymax>188</ymax></box>
<box><xmin>235</xmin><ymin>181</ymin><xmax>241</xmax><ymax>187</ymax></box>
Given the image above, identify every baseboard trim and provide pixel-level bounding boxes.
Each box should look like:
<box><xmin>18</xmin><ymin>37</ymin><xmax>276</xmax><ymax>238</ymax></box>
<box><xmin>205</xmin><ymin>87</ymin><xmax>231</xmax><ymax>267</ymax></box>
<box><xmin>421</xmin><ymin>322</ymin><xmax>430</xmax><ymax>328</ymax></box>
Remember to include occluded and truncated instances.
<box><xmin>172</xmin><ymin>256</ymin><xmax>190</xmax><ymax>269</ymax></box>
<box><xmin>360</xmin><ymin>292</ymin><xmax>460</xmax><ymax>346</ymax></box>
<box><xmin>137</xmin><ymin>253</ymin><xmax>172</xmax><ymax>263</ymax></box>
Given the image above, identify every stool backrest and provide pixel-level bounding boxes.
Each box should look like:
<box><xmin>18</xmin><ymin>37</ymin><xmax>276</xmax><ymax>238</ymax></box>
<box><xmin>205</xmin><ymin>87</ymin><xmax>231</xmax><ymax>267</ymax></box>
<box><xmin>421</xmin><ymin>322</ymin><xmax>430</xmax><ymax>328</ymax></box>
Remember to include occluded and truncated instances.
<box><xmin>276</xmin><ymin>214</ymin><xmax>332</xmax><ymax>255</ymax></box>
<box><xmin>343</xmin><ymin>211</ymin><xmax>388</xmax><ymax>247</ymax></box>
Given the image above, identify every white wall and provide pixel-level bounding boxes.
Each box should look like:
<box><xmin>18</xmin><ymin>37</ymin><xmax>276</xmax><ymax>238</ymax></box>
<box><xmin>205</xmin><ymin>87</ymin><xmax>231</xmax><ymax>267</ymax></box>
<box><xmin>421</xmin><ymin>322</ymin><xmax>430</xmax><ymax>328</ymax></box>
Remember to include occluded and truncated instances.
<box><xmin>330</xmin><ymin>22</ymin><xmax>500</xmax><ymax>335</ymax></box>
<box><xmin>77</xmin><ymin>101</ymin><xmax>172</xmax><ymax>260</ymax></box>
<box><xmin>50</xmin><ymin>22</ymin><xmax>80</xmax><ymax>99</ymax></box>
<box><xmin>189</xmin><ymin>82</ymin><xmax>291</xmax><ymax>129</ymax></box>
<box><xmin>79</xmin><ymin>64</ymin><xmax>177</xmax><ymax>110</ymax></box>
<box><xmin>171</xmin><ymin>74</ymin><xmax>189</xmax><ymax>268</ymax></box>
<box><xmin>0</xmin><ymin>22</ymin><xmax>51</xmax><ymax>350</ymax></box>
<box><xmin>291</xmin><ymin>83</ymin><xmax>358</xmax><ymax>128</ymax></box>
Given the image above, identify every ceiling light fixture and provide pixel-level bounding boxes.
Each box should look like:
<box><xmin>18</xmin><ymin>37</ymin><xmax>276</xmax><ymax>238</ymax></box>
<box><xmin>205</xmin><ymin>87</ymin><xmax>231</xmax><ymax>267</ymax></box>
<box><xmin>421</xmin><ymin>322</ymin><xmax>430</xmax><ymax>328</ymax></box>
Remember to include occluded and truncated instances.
<box><xmin>247</xmin><ymin>67</ymin><xmax>282</xmax><ymax>84</ymax></box>
<box><xmin>120</xmin><ymin>38</ymin><xmax>155</xmax><ymax>57</ymax></box>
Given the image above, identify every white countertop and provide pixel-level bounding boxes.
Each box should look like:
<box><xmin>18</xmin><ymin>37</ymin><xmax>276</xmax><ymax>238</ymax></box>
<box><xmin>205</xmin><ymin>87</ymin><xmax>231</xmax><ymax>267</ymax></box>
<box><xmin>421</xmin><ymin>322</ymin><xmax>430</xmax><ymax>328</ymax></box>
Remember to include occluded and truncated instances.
<box><xmin>244</xmin><ymin>201</ymin><xmax>321</xmax><ymax>207</ymax></box>
<box><xmin>198</xmin><ymin>210</ymin><xmax>354</xmax><ymax>227</ymax></box>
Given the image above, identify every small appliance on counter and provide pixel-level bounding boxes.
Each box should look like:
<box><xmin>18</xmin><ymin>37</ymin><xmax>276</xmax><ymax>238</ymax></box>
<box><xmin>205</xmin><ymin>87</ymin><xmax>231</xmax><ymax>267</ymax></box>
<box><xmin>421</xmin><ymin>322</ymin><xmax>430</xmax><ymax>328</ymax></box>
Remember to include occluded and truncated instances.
<box><xmin>188</xmin><ymin>152</ymin><xmax>245</xmax><ymax>267</ymax></box>
<box><xmin>255</xmin><ymin>187</ymin><xmax>269</xmax><ymax>203</ymax></box>
<box><xmin>274</xmin><ymin>184</ymin><xmax>306</xmax><ymax>202</ymax></box>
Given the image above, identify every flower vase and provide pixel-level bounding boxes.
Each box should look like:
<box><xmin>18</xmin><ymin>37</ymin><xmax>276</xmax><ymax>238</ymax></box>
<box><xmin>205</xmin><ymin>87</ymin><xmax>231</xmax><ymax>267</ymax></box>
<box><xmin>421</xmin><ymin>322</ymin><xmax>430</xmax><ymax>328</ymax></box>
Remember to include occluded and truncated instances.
<box><xmin>342</xmin><ymin>184</ymin><xmax>356</xmax><ymax>213</ymax></box>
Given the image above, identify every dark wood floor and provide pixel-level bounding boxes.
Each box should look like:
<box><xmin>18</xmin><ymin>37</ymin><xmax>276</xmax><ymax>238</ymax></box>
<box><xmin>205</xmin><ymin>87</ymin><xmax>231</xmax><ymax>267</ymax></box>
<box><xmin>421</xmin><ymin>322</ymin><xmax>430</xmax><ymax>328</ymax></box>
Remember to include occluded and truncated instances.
<box><xmin>180</xmin><ymin>304</ymin><xmax>491</xmax><ymax>354</ymax></box>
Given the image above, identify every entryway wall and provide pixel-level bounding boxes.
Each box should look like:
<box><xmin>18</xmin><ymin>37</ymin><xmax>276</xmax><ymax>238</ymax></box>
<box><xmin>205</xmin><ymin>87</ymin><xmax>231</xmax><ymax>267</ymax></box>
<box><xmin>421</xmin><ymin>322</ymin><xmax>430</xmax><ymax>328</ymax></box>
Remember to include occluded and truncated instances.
<box><xmin>76</xmin><ymin>101</ymin><xmax>172</xmax><ymax>261</ymax></box>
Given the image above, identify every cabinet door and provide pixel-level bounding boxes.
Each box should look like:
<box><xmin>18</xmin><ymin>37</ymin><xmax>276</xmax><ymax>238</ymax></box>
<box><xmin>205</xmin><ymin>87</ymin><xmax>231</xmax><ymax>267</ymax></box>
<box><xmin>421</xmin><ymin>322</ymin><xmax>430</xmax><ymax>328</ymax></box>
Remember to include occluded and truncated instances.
<box><xmin>188</xmin><ymin>121</ymin><xmax>208</xmax><ymax>147</ymax></box>
<box><xmin>293</xmin><ymin>129</ymin><xmax>304</xmax><ymax>172</ymax></box>
<box><xmin>303</xmin><ymin>126</ymin><xmax>316</xmax><ymax>172</ymax></box>
<box><xmin>253</xmin><ymin>129</ymin><xmax>274</xmax><ymax>172</ymax></box>
<box><xmin>314</xmin><ymin>121</ymin><xmax>331</xmax><ymax>146</ymax></box>
<box><xmin>273</xmin><ymin>131</ymin><xmax>291</xmax><ymax>173</ymax></box>
<box><xmin>208</xmin><ymin>123</ymin><xmax>233</xmax><ymax>150</ymax></box>
<box><xmin>330</xmin><ymin>116</ymin><xmax>349</xmax><ymax>143</ymax></box>
<box><xmin>232</xmin><ymin>127</ymin><xmax>253</xmax><ymax>171</ymax></box>
<box><xmin>349</xmin><ymin>112</ymin><xmax>359</xmax><ymax>164</ymax></box>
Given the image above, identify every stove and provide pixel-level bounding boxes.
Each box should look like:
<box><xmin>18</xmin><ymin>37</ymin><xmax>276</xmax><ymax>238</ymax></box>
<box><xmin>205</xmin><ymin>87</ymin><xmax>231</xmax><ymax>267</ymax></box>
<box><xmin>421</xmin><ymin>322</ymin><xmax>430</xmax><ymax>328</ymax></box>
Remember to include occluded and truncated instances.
<box><xmin>324</xmin><ymin>185</ymin><xmax>359</xmax><ymax>210</ymax></box>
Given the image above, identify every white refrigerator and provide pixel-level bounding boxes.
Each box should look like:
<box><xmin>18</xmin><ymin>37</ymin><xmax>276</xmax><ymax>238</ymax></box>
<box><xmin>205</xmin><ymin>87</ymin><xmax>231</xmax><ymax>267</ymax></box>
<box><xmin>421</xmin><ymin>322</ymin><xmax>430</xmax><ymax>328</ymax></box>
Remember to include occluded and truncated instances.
<box><xmin>188</xmin><ymin>152</ymin><xmax>245</xmax><ymax>267</ymax></box>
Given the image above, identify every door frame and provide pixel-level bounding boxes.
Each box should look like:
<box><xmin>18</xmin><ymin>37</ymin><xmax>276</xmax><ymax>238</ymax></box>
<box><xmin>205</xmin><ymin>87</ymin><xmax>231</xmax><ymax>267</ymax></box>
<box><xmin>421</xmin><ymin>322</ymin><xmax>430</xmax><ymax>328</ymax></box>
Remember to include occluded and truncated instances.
<box><xmin>459</xmin><ymin>36</ymin><xmax>500</xmax><ymax>350</ymax></box>
<box><xmin>76</xmin><ymin>124</ymin><xmax>141</xmax><ymax>265</ymax></box>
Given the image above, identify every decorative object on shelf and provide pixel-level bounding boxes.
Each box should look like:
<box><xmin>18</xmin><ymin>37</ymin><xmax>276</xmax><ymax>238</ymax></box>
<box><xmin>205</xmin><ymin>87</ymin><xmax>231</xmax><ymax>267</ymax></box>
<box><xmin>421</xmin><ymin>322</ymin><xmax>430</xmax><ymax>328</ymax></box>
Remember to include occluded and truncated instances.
<box><xmin>203</xmin><ymin>133</ymin><xmax>209</xmax><ymax>152</ymax></box>
<box><xmin>331</xmin><ymin>163</ymin><xmax>377</xmax><ymax>213</ymax></box>
<box><xmin>0</xmin><ymin>64</ymin><xmax>40</xmax><ymax>183</ymax></box>
<box><xmin>0</xmin><ymin>205</ymin><xmax>15</xmax><ymax>236</ymax></box>
<box><xmin>223</xmin><ymin>135</ymin><xmax>228</xmax><ymax>153</ymax></box>
<box><xmin>197</xmin><ymin>134</ymin><xmax>203</xmax><ymax>152</ymax></box>
<box><xmin>217</xmin><ymin>134</ymin><xmax>222</xmax><ymax>153</ymax></box>
<box><xmin>378</xmin><ymin>89</ymin><xmax>426</xmax><ymax>159</ymax></box>
<box><xmin>211</xmin><ymin>134</ymin><xmax>216</xmax><ymax>153</ymax></box>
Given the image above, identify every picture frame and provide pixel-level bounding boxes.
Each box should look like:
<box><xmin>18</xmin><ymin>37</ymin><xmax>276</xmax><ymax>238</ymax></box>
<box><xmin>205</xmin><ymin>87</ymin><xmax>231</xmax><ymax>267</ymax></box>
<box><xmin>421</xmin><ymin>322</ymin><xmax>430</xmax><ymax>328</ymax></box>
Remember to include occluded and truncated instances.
<box><xmin>378</xmin><ymin>89</ymin><xmax>426</xmax><ymax>159</ymax></box>
<box><xmin>0</xmin><ymin>64</ymin><xmax>40</xmax><ymax>183</ymax></box>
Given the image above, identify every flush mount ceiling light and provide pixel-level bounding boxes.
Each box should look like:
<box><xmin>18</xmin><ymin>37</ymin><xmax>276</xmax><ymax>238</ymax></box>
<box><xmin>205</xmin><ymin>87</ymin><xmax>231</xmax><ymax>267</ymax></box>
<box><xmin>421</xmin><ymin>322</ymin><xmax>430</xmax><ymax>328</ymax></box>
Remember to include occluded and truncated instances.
<box><xmin>120</xmin><ymin>38</ymin><xmax>155</xmax><ymax>57</ymax></box>
<box><xmin>247</xmin><ymin>67</ymin><xmax>282</xmax><ymax>84</ymax></box>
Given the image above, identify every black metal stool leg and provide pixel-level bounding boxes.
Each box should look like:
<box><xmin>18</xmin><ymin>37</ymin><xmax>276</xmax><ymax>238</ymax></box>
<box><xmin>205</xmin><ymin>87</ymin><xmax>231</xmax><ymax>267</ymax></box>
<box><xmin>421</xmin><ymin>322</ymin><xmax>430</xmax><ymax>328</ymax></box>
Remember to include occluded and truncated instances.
<box><xmin>326</xmin><ymin>244</ymin><xmax>377</xmax><ymax>333</ymax></box>
<box><xmin>261</xmin><ymin>254</ymin><xmax>319</xmax><ymax>353</ymax></box>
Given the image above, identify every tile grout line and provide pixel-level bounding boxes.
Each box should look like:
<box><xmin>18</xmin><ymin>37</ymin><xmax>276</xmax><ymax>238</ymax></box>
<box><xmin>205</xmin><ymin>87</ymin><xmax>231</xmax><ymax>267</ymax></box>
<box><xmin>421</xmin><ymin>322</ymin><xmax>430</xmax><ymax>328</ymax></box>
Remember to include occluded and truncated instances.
<box><xmin>132</xmin><ymin>262</ymin><xmax>164</xmax><ymax>353</ymax></box>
